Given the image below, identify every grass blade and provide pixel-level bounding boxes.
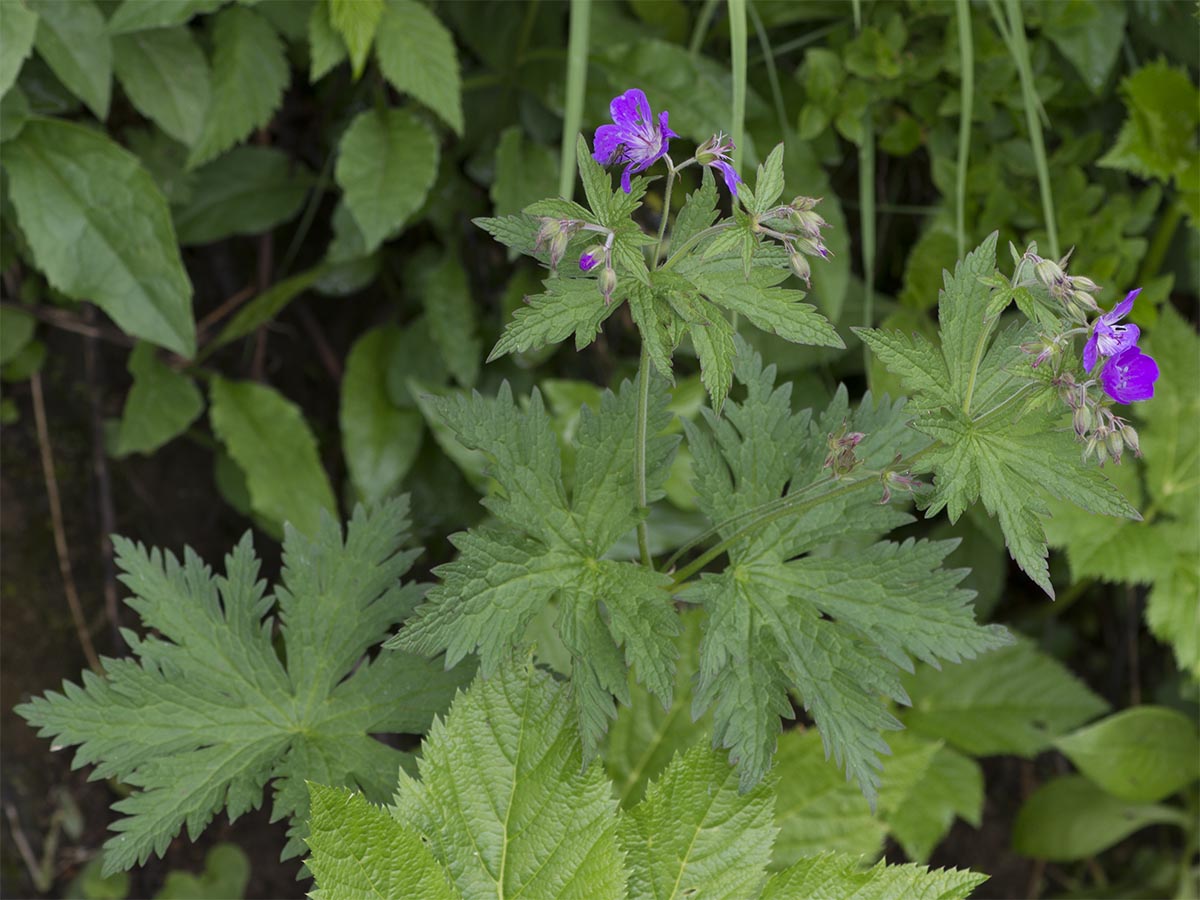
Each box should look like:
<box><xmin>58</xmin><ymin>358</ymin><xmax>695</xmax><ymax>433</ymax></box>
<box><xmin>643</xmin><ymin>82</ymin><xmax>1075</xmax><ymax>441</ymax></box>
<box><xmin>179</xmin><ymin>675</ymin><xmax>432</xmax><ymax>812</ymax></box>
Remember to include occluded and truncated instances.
<box><xmin>954</xmin><ymin>0</ymin><xmax>974</xmax><ymax>259</ymax></box>
<box><xmin>558</xmin><ymin>0</ymin><xmax>591</xmax><ymax>200</ymax></box>
<box><xmin>727</xmin><ymin>0</ymin><xmax>747</xmax><ymax>170</ymax></box>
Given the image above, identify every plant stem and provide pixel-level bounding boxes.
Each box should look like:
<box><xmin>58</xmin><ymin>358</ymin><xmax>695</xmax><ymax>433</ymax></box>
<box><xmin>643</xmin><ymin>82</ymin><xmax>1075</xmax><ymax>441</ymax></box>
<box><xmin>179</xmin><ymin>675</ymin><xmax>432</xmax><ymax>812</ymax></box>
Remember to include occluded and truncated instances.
<box><xmin>859</xmin><ymin>108</ymin><xmax>876</xmax><ymax>368</ymax></box>
<box><xmin>652</xmin><ymin>158</ymin><xmax>677</xmax><ymax>268</ymax></box>
<box><xmin>1003</xmin><ymin>0</ymin><xmax>1059</xmax><ymax>258</ymax></box>
<box><xmin>954</xmin><ymin>0</ymin><xmax>974</xmax><ymax>259</ymax></box>
<box><xmin>748</xmin><ymin>1</ymin><xmax>789</xmax><ymax>142</ymax></box>
<box><xmin>660</xmin><ymin>222</ymin><xmax>735</xmax><ymax>270</ymax></box>
<box><xmin>558</xmin><ymin>0</ymin><xmax>591</xmax><ymax>200</ymax></box>
<box><xmin>1136</xmin><ymin>200</ymin><xmax>1183</xmax><ymax>286</ymax></box>
<box><xmin>727</xmin><ymin>0</ymin><xmax>747</xmax><ymax>172</ymax></box>
<box><xmin>689</xmin><ymin>0</ymin><xmax>721</xmax><ymax>56</ymax></box>
<box><xmin>635</xmin><ymin>344</ymin><xmax>653</xmax><ymax>568</ymax></box>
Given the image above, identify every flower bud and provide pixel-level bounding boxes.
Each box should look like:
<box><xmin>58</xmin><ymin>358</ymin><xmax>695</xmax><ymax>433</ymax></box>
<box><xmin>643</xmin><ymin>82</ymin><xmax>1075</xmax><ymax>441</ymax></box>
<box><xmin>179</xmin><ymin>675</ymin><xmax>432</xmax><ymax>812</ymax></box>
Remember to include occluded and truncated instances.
<box><xmin>1069</xmin><ymin>275</ymin><xmax>1101</xmax><ymax>294</ymax></box>
<box><xmin>1073</xmin><ymin>405</ymin><xmax>1093</xmax><ymax>438</ymax></box>
<box><xmin>1034</xmin><ymin>258</ymin><xmax>1065</xmax><ymax>289</ymax></box>
<box><xmin>598</xmin><ymin>266</ymin><xmax>618</xmax><ymax>305</ymax></box>
<box><xmin>787</xmin><ymin>246</ymin><xmax>812</xmax><ymax>287</ymax></box>
<box><xmin>790</xmin><ymin>195</ymin><xmax>820</xmax><ymax>212</ymax></box>
<box><xmin>1106</xmin><ymin>429</ymin><xmax>1124</xmax><ymax>464</ymax></box>
<box><xmin>1070</xmin><ymin>289</ymin><xmax>1100</xmax><ymax>314</ymax></box>
<box><xmin>1121</xmin><ymin>423</ymin><xmax>1141</xmax><ymax>457</ymax></box>
<box><xmin>789</xmin><ymin>208</ymin><xmax>828</xmax><ymax>240</ymax></box>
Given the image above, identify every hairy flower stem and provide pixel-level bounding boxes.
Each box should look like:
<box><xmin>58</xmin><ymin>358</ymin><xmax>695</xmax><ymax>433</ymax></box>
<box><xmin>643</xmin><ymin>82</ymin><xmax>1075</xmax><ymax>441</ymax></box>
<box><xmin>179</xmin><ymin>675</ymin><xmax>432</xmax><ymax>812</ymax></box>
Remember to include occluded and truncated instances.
<box><xmin>651</xmin><ymin>157</ymin><xmax>677</xmax><ymax>268</ymax></box>
<box><xmin>661</xmin><ymin>222</ymin><xmax>736</xmax><ymax>270</ymax></box>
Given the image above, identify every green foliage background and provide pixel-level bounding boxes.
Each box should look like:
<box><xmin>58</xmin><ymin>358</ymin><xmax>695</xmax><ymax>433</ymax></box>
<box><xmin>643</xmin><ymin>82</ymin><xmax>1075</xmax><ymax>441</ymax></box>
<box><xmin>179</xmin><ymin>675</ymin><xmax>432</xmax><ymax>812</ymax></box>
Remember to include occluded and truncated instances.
<box><xmin>1</xmin><ymin>0</ymin><xmax>1197</xmax><ymax>897</ymax></box>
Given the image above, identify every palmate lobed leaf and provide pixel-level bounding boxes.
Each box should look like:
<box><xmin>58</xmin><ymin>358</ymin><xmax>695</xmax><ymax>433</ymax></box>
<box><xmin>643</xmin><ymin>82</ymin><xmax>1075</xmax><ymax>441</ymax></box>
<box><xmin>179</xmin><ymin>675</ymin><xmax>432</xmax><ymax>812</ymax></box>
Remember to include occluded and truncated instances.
<box><xmin>16</xmin><ymin>499</ymin><xmax>471</xmax><ymax>874</ymax></box>
<box><xmin>306</xmin><ymin>658</ymin><xmax>988</xmax><ymax>900</ymax></box>
<box><xmin>391</xmin><ymin>377</ymin><xmax>680</xmax><ymax>755</ymax></box>
<box><xmin>683</xmin><ymin>341</ymin><xmax>1010</xmax><ymax>803</ymax></box>
<box><xmin>855</xmin><ymin>234</ymin><xmax>1140</xmax><ymax>597</ymax></box>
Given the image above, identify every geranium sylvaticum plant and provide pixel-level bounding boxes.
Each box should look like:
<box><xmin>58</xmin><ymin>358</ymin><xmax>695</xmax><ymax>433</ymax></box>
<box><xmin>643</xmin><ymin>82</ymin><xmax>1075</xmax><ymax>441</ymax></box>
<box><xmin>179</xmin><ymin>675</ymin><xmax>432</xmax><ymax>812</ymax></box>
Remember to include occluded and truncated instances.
<box><xmin>17</xmin><ymin>85</ymin><xmax>1157</xmax><ymax>897</ymax></box>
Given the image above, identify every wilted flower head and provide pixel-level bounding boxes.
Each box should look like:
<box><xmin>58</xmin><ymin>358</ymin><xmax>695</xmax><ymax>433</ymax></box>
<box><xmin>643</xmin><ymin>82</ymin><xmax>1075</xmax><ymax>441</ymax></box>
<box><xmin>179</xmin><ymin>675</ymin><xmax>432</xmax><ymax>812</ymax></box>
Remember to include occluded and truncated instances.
<box><xmin>593</xmin><ymin>88</ymin><xmax>676</xmax><ymax>193</ymax></box>
<box><xmin>1099</xmin><ymin>345</ymin><xmax>1159</xmax><ymax>404</ymax></box>
<box><xmin>1083</xmin><ymin>288</ymin><xmax>1141</xmax><ymax>373</ymax></box>
<box><xmin>696</xmin><ymin>132</ymin><xmax>741</xmax><ymax>195</ymax></box>
<box><xmin>534</xmin><ymin>217</ymin><xmax>581</xmax><ymax>270</ymax></box>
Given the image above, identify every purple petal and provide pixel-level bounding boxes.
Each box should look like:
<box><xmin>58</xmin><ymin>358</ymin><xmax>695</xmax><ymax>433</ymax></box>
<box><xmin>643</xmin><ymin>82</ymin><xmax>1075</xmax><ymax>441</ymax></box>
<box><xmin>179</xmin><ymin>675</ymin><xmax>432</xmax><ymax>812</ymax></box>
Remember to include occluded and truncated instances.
<box><xmin>1082</xmin><ymin>333</ymin><xmax>1099</xmax><ymax>373</ymax></box>
<box><xmin>1101</xmin><ymin>347</ymin><xmax>1160</xmax><ymax>403</ymax></box>
<box><xmin>593</xmin><ymin>124</ymin><xmax>624</xmax><ymax>165</ymax></box>
<box><xmin>1108</xmin><ymin>287</ymin><xmax>1141</xmax><ymax>322</ymax></box>
<box><xmin>658</xmin><ymin>110</ymin><xmax>677</xmax><ymax>140</ymax></box>
<box><xmin>713</xmin><ymin>160</ymin><xmax>741</xmax><ymax>195</ymax></box>
<box><xmin>579</xmin><ymin>251</ymin><xmax>599</xmax><ymax>272</ymax></box>
<box><xmin>610</xmin><ymin>88</ymin><xmax>651</xmax><ymax>130</ymax></box>
<box><xmin>620</xmin><ymin>164</ymin><xmax>634</xmax><ymax>194</ymax></box>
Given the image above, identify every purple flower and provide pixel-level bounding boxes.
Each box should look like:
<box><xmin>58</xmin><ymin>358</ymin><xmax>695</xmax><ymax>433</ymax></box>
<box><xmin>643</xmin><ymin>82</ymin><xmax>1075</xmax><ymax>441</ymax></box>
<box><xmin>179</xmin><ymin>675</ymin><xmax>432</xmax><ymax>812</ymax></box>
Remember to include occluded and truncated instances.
<box><xmin>1083</xmin><ymin>288</ymin><xmax>1141</xmax><ymax>373</ymax></box>
<box><xmin>593</xmin><ymin>88</ymin><xmax>676</xmax><ymax>193</ymax></box>
<box><xmin>696</xmin><ymin>132</ymin><xmax>742</xmax><ymax>195</ymax></box>
<box><xmin>1100</xmin><ymin>346</ymin><xmax>1159</xmax><ymax>404</ymax></box>
<box><xmin>579</xmin><ymin>250</ymin><xmax>600</xmax><ymax>272</ymax></box>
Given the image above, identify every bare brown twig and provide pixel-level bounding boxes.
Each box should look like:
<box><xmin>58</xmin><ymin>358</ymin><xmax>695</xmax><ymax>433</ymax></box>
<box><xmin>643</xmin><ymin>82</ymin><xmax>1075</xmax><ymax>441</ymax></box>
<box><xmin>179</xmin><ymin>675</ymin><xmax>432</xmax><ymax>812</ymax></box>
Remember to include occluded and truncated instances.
<box><xmin>30</xmin><ymin>372</ymin><xmax>102</xmax><ymax>674</ymax></box>
<box><xmin>196</xmin><ymin>284</ymin><xmax>255</xmax><ymax>336</ymax></box>
<box><xmin>3</xmin><ymin>303</ymin><xmax>133</xmax><ymax>348</ymax></box>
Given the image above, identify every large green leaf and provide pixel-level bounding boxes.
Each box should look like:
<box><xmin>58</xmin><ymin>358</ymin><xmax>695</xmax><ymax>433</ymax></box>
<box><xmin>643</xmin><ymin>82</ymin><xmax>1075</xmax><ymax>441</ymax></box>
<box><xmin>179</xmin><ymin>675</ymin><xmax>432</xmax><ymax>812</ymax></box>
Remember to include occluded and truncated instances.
<box><xmin>31</xmin><ymin>0</ymin><xmax>111</xmax><ymax>119</ymax></box>
<box><xmin>4</xmin><ymin>118</ymin><xmax>195</xmax><ymax>356</ymax></box>
<box><xmin>340</xmin><ymin>326</ymin><xmax>423</xmax><ymax>505</ymax></box>
<box><xmin>112</xmin><ymin>343</ymin><xmax>204</xmax><ymax>457</ymax></box>
<box><xmin>328</xmin><ymin>0</ymin><xmax>383</xmax><ymax>80</ymax></box>
<box><xmin>106</xmin><ymin>0</ymin><xmax>226</xmax><ymax>35</ymax></box>
<box><xmin>186</xmin><ymin>6</ymin><xmax>289</xmax><ymax>169</ymax></box>
<box><xmin>334</xmin><ymin>107</ymin><xmax>438</xmax><ymax>251</ymax></box>
<box><xmin>173</xmin><ymin>146</ymin><xmax>310</xmax><ymax>245</ymax></box>
<box><xmin>0</xmin><ymin>1</ymin><xmax>39</xmax><ymax>99</ymax></box>
<box><xmin>208</xmin><ymin>377</ymin><xmax>338</xmax><ymax>537</ymax></box>
<box><xmin>16</xmin><ymin>500</ymin><xmax>470</xmax><ymax>872</ymax></box>
<box><xmin>375</xmin><ymin>0</ymin><xmax>463</xmax><ymax>134</ymax></box>
<box><xmin>113</xmin><ymin>26</ymin><xmax>210</xmax><ymax>146</ymax></box>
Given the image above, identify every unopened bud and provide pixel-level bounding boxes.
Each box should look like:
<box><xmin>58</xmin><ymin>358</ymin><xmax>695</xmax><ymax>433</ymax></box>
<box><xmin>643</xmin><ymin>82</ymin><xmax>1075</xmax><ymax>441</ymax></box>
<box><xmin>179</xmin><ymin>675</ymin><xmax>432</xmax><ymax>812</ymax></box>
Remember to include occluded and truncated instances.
<box><xmin>1121</xmin><ymin>424</ymin><xmax>1141</xmax><ymax>457</ymax></box>
<box><xmin>598</xmin><ymin>266</ymin><xmax>618</xmax><ymax>304</ymax></box>
<box><xmin>1070</xmin><ymin>289</ymin><xmax>1100</xmax><ymax>314</ymax></box>
<box><xmin>789</xmin><ymin>208</ymin><xmax>828</xmax><ymax>240</ymax></box>
<box><xmin>1106</xmin><ymin>430</ymin><xmax>1124</xmax><ymax>464</ymax></box>
<box><xmin>790</xmin><ymin>195</ymin><xmax>820</xmax><ymax>211</ymax></box>
<box><xmin>1069</xmin><ymin>275</ymin><xmax>1101</xmax><ymax>294</ymax></box>
<box><xmin>1083</xmin><ymin>435</ymin><xmax>1098</xmax><ymax>464</ymax></box>
<box><xmin>1073</xmin><ymin>405</ymin><xmax>1093</xmax><ymax>438</ymax></box>
<box><xmin>1034</xmin><ymin>258</ymin><xmax>1065</xmax><ymax>289</ymax></box>
<box><xmin>788</xmin><ymin>246</ymin><xmax>812</xmax><ymax>287</ymax></box>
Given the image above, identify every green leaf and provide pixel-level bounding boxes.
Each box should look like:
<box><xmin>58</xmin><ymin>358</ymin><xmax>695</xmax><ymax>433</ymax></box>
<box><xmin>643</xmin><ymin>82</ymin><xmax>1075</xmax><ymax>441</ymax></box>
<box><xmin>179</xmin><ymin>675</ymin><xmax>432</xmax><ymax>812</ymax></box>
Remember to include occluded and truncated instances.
<box><xmin>306</xmin><ymin>786</ymin><xmax>456</xmax><ymax>899</ymax></box>
<box><xmin>375</xmin><ymin>0</ymin><xmax>463</xmax><ymax>135</ymax></box>
<box><xmin>31</xmin><ymin>0</ymin><xmax>111</xmax><ymax>119</ymax></box>
<box><xmin>208</xmin><ymin>377</ymin><xmax>338</xmax><ymax>538</ymax></box>
<box><xmin>762</xmin><ymin>853</ymin><xmax>987</xmax><ymax>900</ymax></box>
<box><xmin>0</xmin><ymin>307</ymin><xmax>35</xmax><ymax>365</ymax></box>
<box><xmin>113</xmin><ymin>26</ymin><xmax>210</xmax><ymax>146</ymax></box>
<box><xmin>306</xmin><ymin>0</ymin><xmax>346</xmax><ymax>82</ymax></box>
<box><xmin>335</xmin><ymin>107</ymin><xmax>438</xmax><ymax>251</ymax></box>
<box><xmin>106</xmin><ymin>0</ymin><xmax>225</xmax><ymax>35</ymax></box>
<box><xmin>411</xmin><ymin>248</ymin><xmax>481</xmax><ymax>388</ymax></box>
<box><xmin>0</xmin><ymin>0</ymin><xmax>38</xmax><ymax>99</ymax></box>
<box><xmin>186</xmin><ymin>7</ymin><xmax>289</xmax><ymax>169</ymax></box>
<box><xmin>688</xmin><ymin>312</ymin><xmax>735</xmax><ymax>412</ymax></box>
<box><xmin>112</xmin><ymin>343</ymin><xmax>204</xmax><ymax>457</ymax></box>
<box><xmin>1013</xmin><ymin>775</ymin><xmax>1187</xmax><ymax>862</ymax></box>
<box><xmin>211</xmin><ymin>265</ymin><xmax>328</xmax><ymax>349</ymax></box>
<box><xmin>671</xmin><ymin>167</ymin><xmax>718</xmax><ymax>251</ymax></box>
<box><xmin>683</xmin><ymin>342</ymin><xmax>1008</xmax><ymax>801</ymax></box>
<box><xmin>1054</xmin><ymin>706</ymin><xmax>1200</xmax><ymax>803</ymax></box>
<box><xmin>390</xmin><ymin>657</ymin><xmax>625</xmax><ymax>899</ymax></box>
<box><xmin>1038</xmin><ymin>0</ymin><xmax>1126</xmax><ymax>94</ymax></box>
<box><xmin>882</xmin><ymin>738</ymin><xmax>983</xmax><ymax>864</ymax></box>
<box><xmin>619</xmin><ymin>744</ymin><xmax>776</xmax><ymax>900</ymax></box>
<box><xmin>901</xmin><ymin>639</ymin><xmax>1109</xmax><ymax>757</ymax></box>
<box><xmin>328</xmin><ymin>0</ymin><xmax>382</xmax><ymax>79</ymax></box>
<box><xmin>15</xmin><ymin>500</ymin><xmax>471</xmax><ymax>873</ymax></box>
<box><xmin>687</xmin><ymin>269</ymin><xmax>844</xmax><ymax>349</ymax></box>
<box><xmin>394</xmin><ymin>377</ymin><xmax>678</xmax><ymax>756</ymax></box>
<box><xmin>1099</xmin><ymin>60</ymin><xmax>1199</xmax><ymax>183</ymax></box>
<box><xmin>488</xmin><ymin>277</ymin><xmax>619</xmax><ymax>361</ymax></box>
<box><xmin>746</xmin><ymin>143</ymin><xmax>785</xmax><ymax>215</ymax></box>
<box><xmin>5</xmin><ymin>119</ymin><xmax>196</xmax><ymax>357</ymax></box>
<box><xmin>341</xmin><ymin>326</ymin><xmax>423</xmax><ymax>505</ymax></box>
<box><xmin>173</xmin><ymin>146</ymin><xmax>310</xmax><ymax>245</ymax></box>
